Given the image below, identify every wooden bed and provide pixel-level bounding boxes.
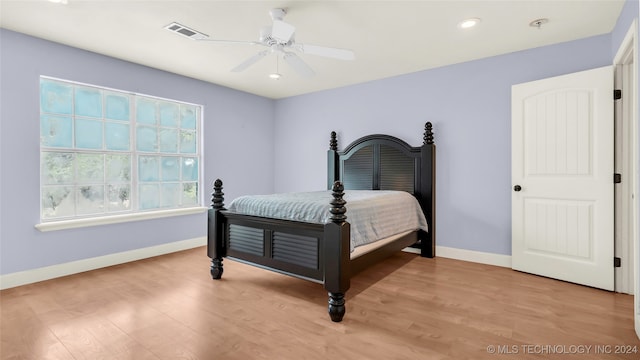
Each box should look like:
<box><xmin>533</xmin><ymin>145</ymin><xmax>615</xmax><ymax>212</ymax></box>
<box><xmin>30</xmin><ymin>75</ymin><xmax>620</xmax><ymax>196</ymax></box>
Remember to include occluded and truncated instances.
<box><xmin>207</xmin><ymin>122</ymin><xmax>436</xmax><ymax>322</ymax></box>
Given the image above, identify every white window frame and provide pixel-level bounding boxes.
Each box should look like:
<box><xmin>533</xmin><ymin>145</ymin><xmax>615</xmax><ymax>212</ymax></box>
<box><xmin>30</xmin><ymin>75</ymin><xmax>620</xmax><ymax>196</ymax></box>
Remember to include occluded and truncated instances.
<box><xmin>36</xmin><ymin>76</ymin><xmax>205</xmax><ymax>232</ymax></box>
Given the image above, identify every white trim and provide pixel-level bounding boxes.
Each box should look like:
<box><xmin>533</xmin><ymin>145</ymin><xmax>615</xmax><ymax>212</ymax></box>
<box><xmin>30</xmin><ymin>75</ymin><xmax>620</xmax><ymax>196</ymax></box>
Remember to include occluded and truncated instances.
<box><xmin>613</xmin><ymin>21</ymin><xmax>638</xmax><ymax>294</ymax></box>
<box><xmin>613</xmin><ymin>18</ymin><xmax>639</xmax><ymax>338</ymax></box>
<box><xmin>0</xmin><ymin>236</ymin><xmax>206</xmax><ymax>290</ymax></box>
<box><xmin>35</xmin><ymin>206</ymin><xmax>208</xmax><ymax>232</ymax></box>
<box><xmin>435</xmin><ymin>246</ymin><xmax>512</xmax><ymax>268</ymax></box>
<box><xmin>402</xmin><ymin>247</ymin><xmax>421</xmax><ymax>255</ymax></box>
<box><xmin>4</xmin><ymin>240</ymin><xmax>510</xmax><ymax>290</ymax></box>
<box><xmin>403</xmin><ymin>245</ymin><xmax>511</xmax><ymax>268</ymax></box>
<box><xmin>614</xmin><ymin>19</ymin><xmax>638</xmax><ymax>64</ymax></box>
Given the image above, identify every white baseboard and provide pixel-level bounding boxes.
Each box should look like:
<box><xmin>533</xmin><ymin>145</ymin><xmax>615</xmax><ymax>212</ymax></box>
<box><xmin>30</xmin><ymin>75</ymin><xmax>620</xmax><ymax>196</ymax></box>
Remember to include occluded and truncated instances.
<box><xmin>404</xmin><ymin>245</ymin><xmax>512</xmax><ymax>268</ymax></box>
<box><xmin>0</xmin><ymin>236</ymin><xmax>206</xmax><ymax>290</ymax></box>
<box><xmin>3</xmin><ymin>240</ymin><xmax>510</xmax><ymax>291</ymax></box>
<box><xmin>436</xmin><ymin>245</ymin><xmax>512</xmax><ymax>267</ymax></box>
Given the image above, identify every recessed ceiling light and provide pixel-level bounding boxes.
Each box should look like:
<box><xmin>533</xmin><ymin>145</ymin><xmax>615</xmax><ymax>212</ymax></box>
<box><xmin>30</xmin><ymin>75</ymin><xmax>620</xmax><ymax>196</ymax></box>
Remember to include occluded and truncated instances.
<box><xmin>458</xmin><ymin>18</ymin><xmax>481</xmax><ymax>29</ymax></box>
<box><xmin>48</xmin><ymin>0</ymin><xmax>68</xmax><ymax>4</ymax></box>
<box><xmin>268</xmin><ymin>73</ymin><xmax>282</xmax><ymax>80</ymax></box>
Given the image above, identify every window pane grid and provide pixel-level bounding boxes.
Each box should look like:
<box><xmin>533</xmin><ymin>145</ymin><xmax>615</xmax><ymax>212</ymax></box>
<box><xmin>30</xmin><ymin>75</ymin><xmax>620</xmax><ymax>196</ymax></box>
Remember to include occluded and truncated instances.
<box><xmin>40</xmin><ymin>77</ymin><xmax>201</xmax><ymax>222</ymax></box>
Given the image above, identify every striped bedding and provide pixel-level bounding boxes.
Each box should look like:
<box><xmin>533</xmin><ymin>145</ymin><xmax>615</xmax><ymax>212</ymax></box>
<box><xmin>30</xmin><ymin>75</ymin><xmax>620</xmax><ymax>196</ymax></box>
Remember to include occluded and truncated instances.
<box><xmin>227</xmin><ymin>190</ymin><xmax>428</xmax><ymax>251</ymax></box>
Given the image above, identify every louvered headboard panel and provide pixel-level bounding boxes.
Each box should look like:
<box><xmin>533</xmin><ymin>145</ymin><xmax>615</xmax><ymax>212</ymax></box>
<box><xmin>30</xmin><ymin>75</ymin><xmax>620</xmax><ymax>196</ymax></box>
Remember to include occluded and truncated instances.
<box><xmin>379</xmin><ymin>144</ymin><xmax>415</xmax><ymax>193</ymax></box>
<box><xmin>337</xmin><ymin>136</ymin><xmax>420</xmax><ymax>193</ymax></box>
<box><xmin>342</xmin><ymin>145</ymin><xmax>374</xmax><ymax>190</ymax></box>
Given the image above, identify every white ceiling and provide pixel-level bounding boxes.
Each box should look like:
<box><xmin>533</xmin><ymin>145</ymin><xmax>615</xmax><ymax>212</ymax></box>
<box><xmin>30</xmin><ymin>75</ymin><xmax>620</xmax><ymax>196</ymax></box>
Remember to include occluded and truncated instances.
<box><xmin>0</xmin><ymin>0</ymin><xmax>625</xmax><ymax>99</ymax></box>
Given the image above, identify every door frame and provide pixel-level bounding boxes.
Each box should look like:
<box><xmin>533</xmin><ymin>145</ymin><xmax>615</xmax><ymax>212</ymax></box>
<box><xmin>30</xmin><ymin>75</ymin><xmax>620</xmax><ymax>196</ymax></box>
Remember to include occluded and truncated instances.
<box><xmin>614</xmin><ymin>20</ymin><xmax>638</xmax><ymax>295</ymax></box>
<box><xmin>612</xmin><ymin>19</ymin><xmax>638</xmax><ymax>336</ymax></box>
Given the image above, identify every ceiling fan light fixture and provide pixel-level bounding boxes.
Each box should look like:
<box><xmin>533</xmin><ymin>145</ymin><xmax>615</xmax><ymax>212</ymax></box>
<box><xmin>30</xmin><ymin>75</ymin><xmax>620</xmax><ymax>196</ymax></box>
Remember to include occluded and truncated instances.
<box><xmin>458</xmin><ymin>18</ymin><xmax>481</xmax><ymax>29</ymax></box>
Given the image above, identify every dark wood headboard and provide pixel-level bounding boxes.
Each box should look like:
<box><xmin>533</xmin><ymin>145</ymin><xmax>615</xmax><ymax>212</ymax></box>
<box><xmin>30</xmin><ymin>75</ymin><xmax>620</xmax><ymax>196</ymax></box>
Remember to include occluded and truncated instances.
<box><xmin>326</xmin><ymin>122</ymin><xmax>436</xmax><ymax>257</ymax></box>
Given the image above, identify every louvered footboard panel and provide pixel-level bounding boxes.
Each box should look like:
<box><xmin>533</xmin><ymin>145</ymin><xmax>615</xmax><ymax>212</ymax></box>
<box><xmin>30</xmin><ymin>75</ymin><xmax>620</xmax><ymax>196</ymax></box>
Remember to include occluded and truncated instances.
<box><xmin>273</xmin><ymin>232</ymin><xmax>318</xmax><ymax>269</ymax></box>
<box><xmin>228</xmin><ymin>224</ymin><xmax>264</xmax><ymax>256</ymax></box>
<box><xmin>224</xmin><ymin>215</ymin><xmax>325</xmax><ymax>281</ymax></box>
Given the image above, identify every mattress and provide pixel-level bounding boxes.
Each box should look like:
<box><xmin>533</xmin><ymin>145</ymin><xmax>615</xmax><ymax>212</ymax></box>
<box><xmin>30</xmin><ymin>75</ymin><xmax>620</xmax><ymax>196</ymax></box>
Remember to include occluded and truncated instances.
<box><xmin>227</xmin><ymin>190</ymin><xmax>429</xmax><ymax>251</ymax></box>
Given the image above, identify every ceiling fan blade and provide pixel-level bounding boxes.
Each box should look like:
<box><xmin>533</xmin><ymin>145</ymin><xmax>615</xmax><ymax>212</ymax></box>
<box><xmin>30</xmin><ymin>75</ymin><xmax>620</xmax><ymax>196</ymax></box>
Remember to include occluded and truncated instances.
<box><xmin>297</xmin><ymin>44</ymin><xmax>355</xmax><ymax>61</ymax></box>
<box><xmin>282</xmin><ymin>52</ymin><xmax>315</xmax><ymax>77</ymax></box>
<box><xmin>271</xmin><ymin>20</ymin><xmax>295</xmax><ymax>43</ymax></box>
<box><xmin>231</xmin><ymin>50</ymin><xmax>269</xmax><ymax>72</ymax></box>
<box><xmin>197</xmin><ymin>39</ymin><xmax>262</xmax><ymax>46</ymax></box>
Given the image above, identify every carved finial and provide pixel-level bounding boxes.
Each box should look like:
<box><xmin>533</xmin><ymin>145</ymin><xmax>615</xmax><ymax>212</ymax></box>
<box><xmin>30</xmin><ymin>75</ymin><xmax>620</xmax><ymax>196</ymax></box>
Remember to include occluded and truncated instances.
<box><xmin>329</xmin><ymin>131</ymin><xmax>338</xmax><ymax>151</ymax></box>
<box><xmin>211</xmin><ymin>179</ymin><xmax>225</xmax><ymax>210</ymax></box>
<box><xmin>329</xmin><ymin>181</ymin><xmax>347</xmax><ymax>223</ymax></box>
<box><xmin>424</xmin><ymin>122</ymin><xmax>434</xmax><ymax>145</ymax></box>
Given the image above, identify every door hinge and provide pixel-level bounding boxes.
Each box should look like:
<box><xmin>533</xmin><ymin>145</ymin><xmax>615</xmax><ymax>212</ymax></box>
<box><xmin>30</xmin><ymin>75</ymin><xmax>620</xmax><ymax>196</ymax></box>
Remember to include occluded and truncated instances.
<box><xmin>614</xmin><ymin>89</ymin><xmax>622</xmax><ymax>100</ymax></box>
<box><xmin>614</xmin><ymin>173</ymin><xmax>622</xmax><ymax>183</ymax></box>
<box><xmin>614</xmin><ymin>257</ymin><xmax>621</xmax><ymax>268</ymax></box>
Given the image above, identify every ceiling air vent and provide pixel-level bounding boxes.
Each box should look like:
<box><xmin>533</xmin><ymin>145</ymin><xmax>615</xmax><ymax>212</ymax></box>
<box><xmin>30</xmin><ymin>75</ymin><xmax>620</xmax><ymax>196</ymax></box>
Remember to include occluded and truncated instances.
<box><xmin>164</xmin><ymin>22</ymin><xmax>209</xmax><ymax>40</ymax></box>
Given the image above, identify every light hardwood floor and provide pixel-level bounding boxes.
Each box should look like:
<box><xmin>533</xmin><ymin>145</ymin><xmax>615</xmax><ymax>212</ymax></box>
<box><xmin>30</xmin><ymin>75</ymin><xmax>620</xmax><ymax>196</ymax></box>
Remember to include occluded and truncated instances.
<box><xmin>1</xmin><ymin>247</ymin><xmax>638</xmax><ymax>359</ymax></box>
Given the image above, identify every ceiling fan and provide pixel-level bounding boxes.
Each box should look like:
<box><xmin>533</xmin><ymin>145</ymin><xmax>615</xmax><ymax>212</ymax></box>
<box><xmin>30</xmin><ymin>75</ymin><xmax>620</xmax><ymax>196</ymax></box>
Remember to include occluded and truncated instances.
<box><xmin>197</xmin><ymin>8</ymin><xmax>355</xmax><ymax>77</ymax></box>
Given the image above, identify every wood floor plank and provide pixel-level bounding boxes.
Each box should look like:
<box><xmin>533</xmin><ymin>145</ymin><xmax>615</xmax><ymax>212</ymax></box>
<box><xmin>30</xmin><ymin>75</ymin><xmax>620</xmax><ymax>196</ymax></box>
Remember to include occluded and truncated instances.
<box><xmin>0</xmin><ymin>306</ymin><xmax>75</xmax><ymax>360</ymax></box>
<box><xmin>1</xmin><ymin>247</ymin><xmax>639</xmax><ymax>360</ymax></box>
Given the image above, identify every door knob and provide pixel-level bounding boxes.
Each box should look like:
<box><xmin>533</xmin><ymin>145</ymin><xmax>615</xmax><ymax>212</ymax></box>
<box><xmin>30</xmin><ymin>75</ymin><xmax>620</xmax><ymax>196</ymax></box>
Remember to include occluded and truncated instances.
<box><xmin>514</xmin><ymin>185</ymin><xmax>522</xmax><ymax>192</ymax></box>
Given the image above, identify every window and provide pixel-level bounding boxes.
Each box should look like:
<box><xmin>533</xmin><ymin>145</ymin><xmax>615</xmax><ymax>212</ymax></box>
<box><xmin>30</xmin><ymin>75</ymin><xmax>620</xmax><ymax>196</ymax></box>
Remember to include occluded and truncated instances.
<box><xmin>39</xmin><ymin>77</ymin><xmax>202</xmax><ymax>222</ymax></box>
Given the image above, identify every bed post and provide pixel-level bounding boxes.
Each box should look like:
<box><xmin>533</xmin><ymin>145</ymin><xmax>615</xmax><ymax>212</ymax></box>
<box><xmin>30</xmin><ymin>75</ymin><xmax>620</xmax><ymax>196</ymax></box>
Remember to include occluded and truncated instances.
<box><xmin>208</xmin><ymin>179</ymin><xmax>226</xmax><ymax>279</ymax></box>
<box><xmin>327</xmin><ymin>131</ymin><xmax>339</xmax><ymax>190</ymax></box>
<box><xmin>420</xmin><ymin>122</ymin><xmax>436</xmax><ymax>258</ymax></box>
<box><xmin>323</xmin><ymin>181</ymin><xmax>351</xmax><ymax>322</ymax></box>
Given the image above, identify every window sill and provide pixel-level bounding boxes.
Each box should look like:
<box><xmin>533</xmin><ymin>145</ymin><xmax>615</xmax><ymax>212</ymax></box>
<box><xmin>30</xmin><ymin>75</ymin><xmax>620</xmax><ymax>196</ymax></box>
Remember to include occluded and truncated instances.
<box><xmin>35</xmin><ymin>207</ymin><xmax>208</xmax><ymax>232</ymax></box>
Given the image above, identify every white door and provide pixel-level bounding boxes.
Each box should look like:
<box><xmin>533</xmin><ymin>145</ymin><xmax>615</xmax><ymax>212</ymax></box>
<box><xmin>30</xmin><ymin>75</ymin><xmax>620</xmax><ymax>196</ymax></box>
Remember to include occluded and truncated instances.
<box><xmin>512</xmin><ymin>66</ymin><xmax>614</xmax><ymax>291</ymax></box>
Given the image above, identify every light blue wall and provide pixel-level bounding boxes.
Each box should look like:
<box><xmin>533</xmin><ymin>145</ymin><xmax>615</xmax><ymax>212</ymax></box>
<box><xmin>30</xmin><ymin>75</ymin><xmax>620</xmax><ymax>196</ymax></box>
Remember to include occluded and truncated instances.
<box><xmin>273</xmin><ymin>35</ymin><xmax>612</xmax><ymax>256</ymax></box>
<box><xmin>0</xmin><ymin>29</ymin><xmax>275</xmax><ymax>275</ymax></box>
